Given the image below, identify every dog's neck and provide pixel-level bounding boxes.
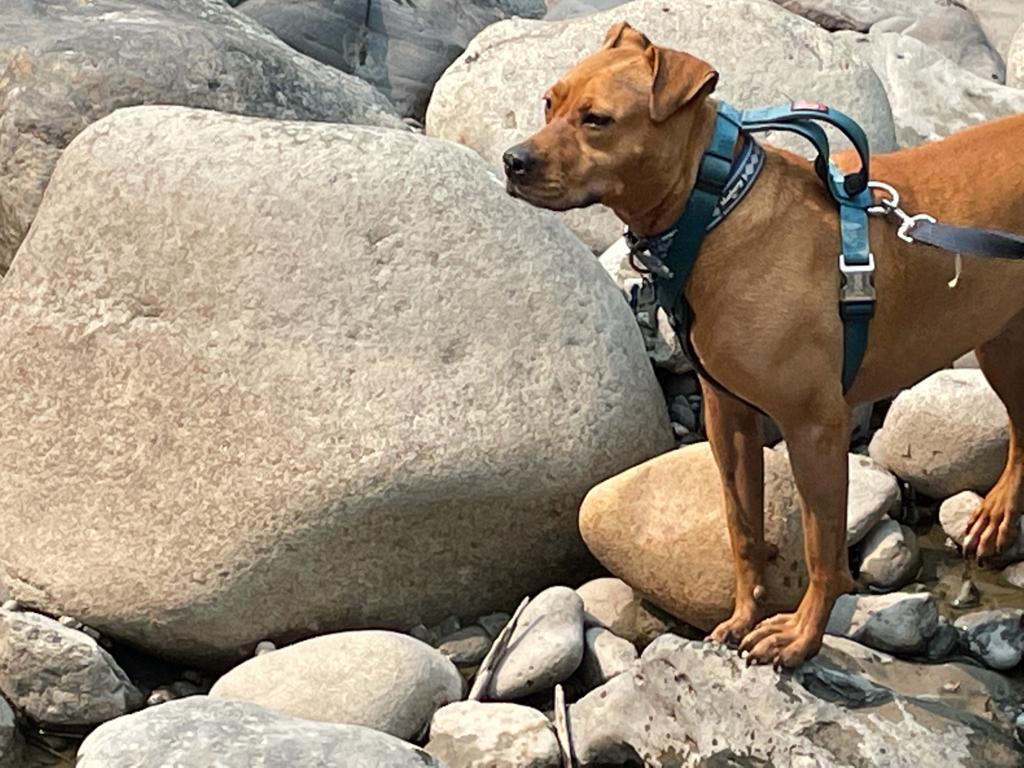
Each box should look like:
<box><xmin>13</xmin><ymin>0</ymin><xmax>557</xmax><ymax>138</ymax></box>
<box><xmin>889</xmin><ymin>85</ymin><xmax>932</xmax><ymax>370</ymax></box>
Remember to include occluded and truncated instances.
<box><xmin>611</xmin><ymin>99</ymin><xmax>726</xmax><ymax>238</ymax></box>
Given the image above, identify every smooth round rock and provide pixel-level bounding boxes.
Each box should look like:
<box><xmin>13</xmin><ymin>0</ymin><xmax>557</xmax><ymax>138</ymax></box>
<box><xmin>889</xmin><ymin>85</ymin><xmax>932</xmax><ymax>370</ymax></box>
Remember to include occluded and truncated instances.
<box><xmin>0</xmin><ymin>0</ymin><xmax>402</xmax><ymax>271</ymax></box>
<box><xmin>858</xmin><ymin>519</ymin><xmax>921</xmax><ymax>591</ymax></box>
<box><xmin>869</xmin><ymin>370</ymin><xmax>1009</xmax><ymax>499</ymax></box>
<box><xmin>939</xmin><ymin>491</ymin><xmax>1024</xmax><ymax>564</ymax></box>
<box><xmin>438</xmin><ymin>626</ymin><xmax>492</xmax><ymax>667</ymax></box>
<box><xmin>487</xmin><ymin>587</ymin><xmax>585</xmax><ymax>700</ymax></box>
<box><xmin>0</xmin><ymin>106</ymin><xmax>671</xmax><ymax>664</ymax></box>
<box><xmin>576</xmin><ymin>577</ymin><xmax>669</xmax><ymax>646</ymax></box>
<box><xmin>578</xmin><ymin>626</ymin><xmax>637</xmax><ymax>689</ymax></box>
<box><xmin>427</xmin><ymin>701</ymin><xmax>561</xmax><ymax>768</ymax></box>
<box><xmin>77</xmin><ymin>697</ymin><xmax>444</xmax><ymax>768</ymax></box>
<box><xmin>210</xmin><ymin>631</ymin><xmax>462</xmax><ymax>740</ymax></box>
<box><xmin>580</xmin><ymin>444</ymin><xmax>809</xmax><ymax>632</ymax></box>
<box><xmin>847</xmin><ymin>454</ymin><xmax>901</xmax><ymax>545</ymax></box>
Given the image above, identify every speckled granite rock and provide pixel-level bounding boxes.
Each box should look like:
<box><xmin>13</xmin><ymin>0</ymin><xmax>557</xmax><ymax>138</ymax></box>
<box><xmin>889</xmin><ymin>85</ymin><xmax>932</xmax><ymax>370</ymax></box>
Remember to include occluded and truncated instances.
<box><xmin>0</xmin><ymin>106</ymin><xmax>671</xmax><ymax>664</ymax></box>
<box><xmin>0</xmin><ymin>609</ymin><xmax>142</xmax><ymax>726</ymax></box>
<box><xmin>427</xmin><ymin>0</ymin><xmax>895</xmax><ymax>252</ymax></box>
<box><xmin>76</xmin><ymin>697</ymin><xmax>444</xmax><ymax>768</ymax></box>
<box><xmin>0</xmin><ymin>0</ymin><xmax>402</xmax><ymax>271</ymax></box>
<box><xmin>427</xmin><ymin>701</ymin><xmax>560</xmax><ymax>768</ymax></box>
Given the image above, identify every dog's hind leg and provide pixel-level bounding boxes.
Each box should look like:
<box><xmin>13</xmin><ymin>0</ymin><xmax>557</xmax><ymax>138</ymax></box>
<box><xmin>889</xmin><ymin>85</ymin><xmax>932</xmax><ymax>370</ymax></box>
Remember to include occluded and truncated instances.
<box><xmin>701</xmin><ymin>379</ymin><xmax>772</xmax><ymax>645</ymax></box>
<box><xmin>966</xmin><ymin>308</ymin><xmax>1024</xmax><ymax>560</ymax></box>
<box><xmin>740</xmin><ymin>394</ymin><xmax>856</xmax><ymax>667</ymax></box>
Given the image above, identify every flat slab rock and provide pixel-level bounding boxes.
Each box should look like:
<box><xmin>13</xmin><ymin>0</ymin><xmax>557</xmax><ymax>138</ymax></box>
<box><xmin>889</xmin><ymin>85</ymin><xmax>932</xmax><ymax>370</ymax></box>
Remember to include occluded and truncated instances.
<box><xmin>0</xmin><ymin>106</ymin><xmax>670</xmax><ymax>664</ymax></box>
<box><xmin>76</xmin><ymin>697</ymin><xmax>445</xmax><ymax>768</ymax></box>
<box><xmin>569</xmin><ymin>635</ymin><xmax>1023</xmax><ymax>767</ymax></box>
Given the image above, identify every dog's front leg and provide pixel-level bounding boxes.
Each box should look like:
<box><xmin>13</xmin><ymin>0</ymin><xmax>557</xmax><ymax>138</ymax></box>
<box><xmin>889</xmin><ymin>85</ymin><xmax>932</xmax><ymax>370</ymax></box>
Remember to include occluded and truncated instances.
<box><xmin>740</xmin><ymin>401</ymin><xmax>856</xmax><ymax>668</ymax></box>
<box><xmin>701</xmin><ymin>379</ymin><xmax>773</xmax><ymax>645</ymax></box>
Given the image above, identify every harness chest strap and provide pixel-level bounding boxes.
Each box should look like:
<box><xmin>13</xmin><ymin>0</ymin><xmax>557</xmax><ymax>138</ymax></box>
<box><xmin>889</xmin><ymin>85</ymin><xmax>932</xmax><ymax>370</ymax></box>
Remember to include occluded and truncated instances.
<box><xmin>628</xmin><ymin>100</ymin><xmax>875</xmax><ymax>395</ymax></box>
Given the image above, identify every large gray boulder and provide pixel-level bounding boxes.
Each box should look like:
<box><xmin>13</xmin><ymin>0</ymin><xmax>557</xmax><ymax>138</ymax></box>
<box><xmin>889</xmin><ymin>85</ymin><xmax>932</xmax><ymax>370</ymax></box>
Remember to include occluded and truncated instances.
<box><xmin>240</xmin><ymin>0</ymin><xmax>546</xmax><ymax>121</ymax></box>
<box><xmin>210</xmin><ymin>631</ymin><xmax>462</xmax><ymax>740</ymax></box>
<box><xmin>0</xmin><ymin>106</ymin><xmax>671</xmax><ymax>664</ymax></box>
<box><xmin>964</xmin><ymin>0</ymin><xmax>1024</xmax><ymax>59</ymax></box>
<box><xmin>0</xmin><ymin>0</ymin><xmax>402</xmax><ymax>272</ymax></box>
<box><xmin>76</xmin><ymin>697</ymin><xmax>445</xmax><ymax>768</ymax></box>
<box><xmin>569</xmin><ymin>635</ymin><xmax>1023</xmax><ymax>767</ymax></box>
<box><xmin>0</xmin><ymin>609</ymin><xmax>142</xmax><ymax>726</ymax></box>
<box><xmin>426</xmin><ymin>0</ymin><xmax>896</xmax><ymax>252</ymax></box>
<box><xmin>773</xmin><ymin>0</ymin><xmax>1003</xmax><ymax>81</ymax></box>
<box><xmin>839</xmin><ymin>31</ymin><xmax>1024</xmax><ymax>147</ymax></box>
<box><xmin>869</xmin><ymin>370</ymin><xmax>1009</xmax><ymax>499</ymax></box>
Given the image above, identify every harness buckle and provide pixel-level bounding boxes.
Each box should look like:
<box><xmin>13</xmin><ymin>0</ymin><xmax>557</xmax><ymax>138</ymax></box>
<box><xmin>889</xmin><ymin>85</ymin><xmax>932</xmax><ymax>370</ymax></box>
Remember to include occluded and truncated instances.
<box><xmin>838</xmin><ymin>252</ymin><xmax>876</xmax><ymax>303</ymax></box>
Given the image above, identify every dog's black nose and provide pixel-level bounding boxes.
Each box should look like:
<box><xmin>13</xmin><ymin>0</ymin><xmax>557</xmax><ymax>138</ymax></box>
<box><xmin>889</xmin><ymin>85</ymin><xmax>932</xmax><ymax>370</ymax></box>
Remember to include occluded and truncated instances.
<box><xmin>503</xmin><ymin>144</ymin><xmax>537</xmax><ymax>178</ymax></box>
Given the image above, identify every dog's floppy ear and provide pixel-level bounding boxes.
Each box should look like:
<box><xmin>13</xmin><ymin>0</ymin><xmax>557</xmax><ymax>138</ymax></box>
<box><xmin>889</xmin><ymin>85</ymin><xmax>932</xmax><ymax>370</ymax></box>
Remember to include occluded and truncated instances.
<box><xmin>647</xmin><ymin>46</ymin><xmax>719</xmax><ymax>123</ymax></box>
<box><xmin>602</xmin><ymin>21</ymin><xmax>651</xmax><ymax>50</ymax></box>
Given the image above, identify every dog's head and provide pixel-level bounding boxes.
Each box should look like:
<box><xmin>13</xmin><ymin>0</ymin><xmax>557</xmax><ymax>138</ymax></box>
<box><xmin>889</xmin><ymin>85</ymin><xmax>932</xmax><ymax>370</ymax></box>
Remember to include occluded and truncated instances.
<box><xmin>503</xmin><ymin>22</ymin><xmax>719</xmax><ymax>219</ymax></box>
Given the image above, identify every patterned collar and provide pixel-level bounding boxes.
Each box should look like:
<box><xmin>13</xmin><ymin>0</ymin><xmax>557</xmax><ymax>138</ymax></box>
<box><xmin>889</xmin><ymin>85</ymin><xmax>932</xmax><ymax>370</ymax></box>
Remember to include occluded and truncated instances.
<box><xmin>625</xmin><ymin>133</ymin><xmax>765</xmax><ymax>279</ymax></box>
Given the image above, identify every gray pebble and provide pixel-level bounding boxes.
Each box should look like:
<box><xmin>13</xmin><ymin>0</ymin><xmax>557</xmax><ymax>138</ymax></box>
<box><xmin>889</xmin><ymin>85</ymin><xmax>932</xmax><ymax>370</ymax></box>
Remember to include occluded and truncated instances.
<box><xmin>952</xmin><ymin>579</ymin><xmax>980</xmax><ymax>609</ymax></box>
<box><xmin>254</xmin><ymin>641</ymin><xmax>276</xmax><ymax>656</ymax></box>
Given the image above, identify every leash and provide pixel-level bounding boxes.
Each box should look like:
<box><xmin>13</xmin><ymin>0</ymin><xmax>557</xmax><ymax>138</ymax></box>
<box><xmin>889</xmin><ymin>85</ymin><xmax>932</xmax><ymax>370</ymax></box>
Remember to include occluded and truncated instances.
<box><xmin>626</xmin><ymin>100</ymin><xmax>1024</xmax><ymax>399</ymax></box>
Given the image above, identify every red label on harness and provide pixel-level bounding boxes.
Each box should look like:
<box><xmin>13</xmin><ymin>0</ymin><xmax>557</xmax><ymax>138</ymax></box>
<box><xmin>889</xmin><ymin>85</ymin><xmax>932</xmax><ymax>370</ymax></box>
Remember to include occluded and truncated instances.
<box><xmin>792</xmin><ymin>100</ymin><xmax>829</xmax><ymax>112</ymax></box>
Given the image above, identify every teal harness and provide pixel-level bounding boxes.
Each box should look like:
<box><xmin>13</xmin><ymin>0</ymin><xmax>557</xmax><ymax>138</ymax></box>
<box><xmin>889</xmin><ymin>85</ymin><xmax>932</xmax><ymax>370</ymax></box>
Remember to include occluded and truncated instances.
<box><xmin>626</xmin><ymin>100</ymin><xmax>876</xmax><ymax>395</ymax></box>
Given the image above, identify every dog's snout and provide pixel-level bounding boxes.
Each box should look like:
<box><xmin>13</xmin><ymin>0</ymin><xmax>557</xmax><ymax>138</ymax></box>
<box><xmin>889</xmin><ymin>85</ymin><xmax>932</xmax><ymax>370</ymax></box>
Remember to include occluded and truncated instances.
<box><xmin>503</xmin><ymin>144</ymin><xmax>537</xmax><ymax>178</ymax></box>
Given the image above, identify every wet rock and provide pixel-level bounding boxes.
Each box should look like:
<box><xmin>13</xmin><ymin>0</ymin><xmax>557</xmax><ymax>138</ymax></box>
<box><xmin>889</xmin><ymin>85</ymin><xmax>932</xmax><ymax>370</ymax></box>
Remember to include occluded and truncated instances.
<box><xmin>925</xmin><ymin>618</ymin><xmax>960</xmax><ymax>661</ymax></box>
<box><xmin>0</xmin><ymin>0</ymin><xmax>402</xmax><ymax>271</ymax></box>
<box><xmin>427</xmin><ymin>0</ymin><xmax>895</xmax><ymax>252</ymax></box>
<box><xmin>426</xmin><ymin>701</ymin><xmax>560</xmax><ymax>768</ymax></box>
<box><xmin>488</xmin><ymin>587</ymin><xmax>585</xmax><ymax>700</ymax></box>
<box><xmin>569</xmin><ymin>634</ymin><xmax>1022</xmax><ymax>767</ymax></box>
<box><xmin>580</xmin><ymin>444</ymin><xmax>809</xmax><ymax>633</ymax></box>
<box><xmin>826</xmin><ymin>592</ymin><xmax>939</xmax><ymax>655</ymax></box>
<box><xmin>847</xmin><ymin>453</ymin><xmax>901</xmax><ymax>545</ymax></box>
<box><xmin>952</xmin><ymin>579</ymin><xmax>981</xmax><ymax>609</ymax></box>
<box><xmin>0</xmin><ymin>609</ymin><xmax>142</xmax><ymax>726</ymax></box>
<box><xmin>954</xmin><ymin>609</ymin><xmax>1024</xmax><ymax>671</ymax></box>
<box><xmin>438</xmin><ymin>626</ymin><xmax>492</xmax><ymax>667</ymax></box>
<box><xmin>858</xmin><ymin>519</ymin><xmax>921</xmax><ymax>590</ymax></box>
<box><xmin>578</xmin><ymin>627</ymin><xmax>637</xmax><ymax>689</ymax></box>
<box><xmin>575</xmin><ymin>578</ymin><xmax>669</xmax><ymax>646</ymax></box>
<box><xmin>0</xmin><ymin>106</ymin><xmax>670</xmax><ymax>664</ymax></box>
<box><xmin>210</xmin><ymin>631</ymin><xmax>462</xmax><ymax>740</ymax></box>
<box><xmin>869</xmin><ymin>370</ymin><xmax>1009</xmax><ymax>499</ymax></box>
<box><xmin>77</xmin><ymin>697</ymin><xmax>444</xmax><ymax>768</ymax></box>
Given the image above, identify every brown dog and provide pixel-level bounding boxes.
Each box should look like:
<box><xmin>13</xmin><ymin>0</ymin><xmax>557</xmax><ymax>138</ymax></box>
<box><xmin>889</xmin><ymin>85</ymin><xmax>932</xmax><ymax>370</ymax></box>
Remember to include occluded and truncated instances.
<box><xmin>504</xmin><ymin>22</ymin><xmax>1024</xmax><ymax>667</ymax></box>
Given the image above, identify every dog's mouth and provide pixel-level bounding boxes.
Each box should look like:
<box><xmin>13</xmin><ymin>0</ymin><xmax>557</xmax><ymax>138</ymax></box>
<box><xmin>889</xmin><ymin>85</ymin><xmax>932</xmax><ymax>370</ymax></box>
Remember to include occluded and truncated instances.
<box><xmin>505</xmin><ymin>180</ymin><xmax>601</xmax><ymax>211</ymax></box>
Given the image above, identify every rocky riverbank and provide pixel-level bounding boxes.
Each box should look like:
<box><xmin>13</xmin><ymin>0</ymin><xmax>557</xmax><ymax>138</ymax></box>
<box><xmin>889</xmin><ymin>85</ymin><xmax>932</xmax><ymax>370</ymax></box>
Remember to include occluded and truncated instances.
<box><xmin>2</xmin><ymin>0</ymin><xmax>1024</xmax><ymax>765</ymax></box>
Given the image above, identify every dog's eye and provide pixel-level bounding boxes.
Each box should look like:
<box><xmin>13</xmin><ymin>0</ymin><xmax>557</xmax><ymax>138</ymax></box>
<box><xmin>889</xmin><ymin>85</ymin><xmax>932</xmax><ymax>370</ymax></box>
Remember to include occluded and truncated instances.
<box><xmin>582</xmin><ymin>112</ymin><xmax>613</xmax><ymax>128</ymax></box>
<box><xmin>543</xmin><ymin>96</ymin><xmax>552</xmax><ymax>112</ymax></box>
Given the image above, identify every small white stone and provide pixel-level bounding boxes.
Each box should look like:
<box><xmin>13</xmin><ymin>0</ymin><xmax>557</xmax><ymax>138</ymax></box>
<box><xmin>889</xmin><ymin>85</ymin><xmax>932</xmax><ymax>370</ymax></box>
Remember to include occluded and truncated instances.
<box><xmin>253</xmin><ymin>640</ymin><xmax>276</xmax><ymax>656</ymax></box>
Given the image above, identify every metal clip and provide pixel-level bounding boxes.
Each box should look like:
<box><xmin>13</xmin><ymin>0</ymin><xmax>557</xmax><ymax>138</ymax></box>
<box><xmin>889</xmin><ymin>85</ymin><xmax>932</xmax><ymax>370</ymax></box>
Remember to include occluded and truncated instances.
<box><xmin>896</xmin><ymin>213</ymin><xmax>937</xmax><ymax>243</ymax></box>
<box><xmin>839</xmin><ymin>252</ymin><xmax>876</xmax><ymax>302</ymax></box>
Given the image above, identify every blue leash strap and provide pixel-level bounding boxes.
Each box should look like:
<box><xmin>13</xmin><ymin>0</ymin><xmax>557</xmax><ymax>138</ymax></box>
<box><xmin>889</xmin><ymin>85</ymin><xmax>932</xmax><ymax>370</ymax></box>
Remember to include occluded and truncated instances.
<box><xmin>833</xmin><ymin>164</ymin><xmax>875</xmax><ymax>394</ymax></box>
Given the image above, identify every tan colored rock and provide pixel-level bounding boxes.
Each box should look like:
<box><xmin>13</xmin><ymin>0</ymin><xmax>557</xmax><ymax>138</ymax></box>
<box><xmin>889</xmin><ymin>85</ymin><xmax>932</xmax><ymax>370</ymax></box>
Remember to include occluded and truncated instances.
<box><xmin>427</xmin><ymin>0</ymin><xmax>896</xmax><ymax>252</ymax></box>
<box><xmin>0</xmin><ymin>106</ymin><xmax>672</xmax><ymax>664</ymax></box>
<box><xmin>210</xmin><ymin>631</ymin><xmax>462</xmax><ymax>740</ymax></box>
<box><xmin>579</xmin><ymin>443</ymin><xmax>809</xmax><ymax>631</ymax></box>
